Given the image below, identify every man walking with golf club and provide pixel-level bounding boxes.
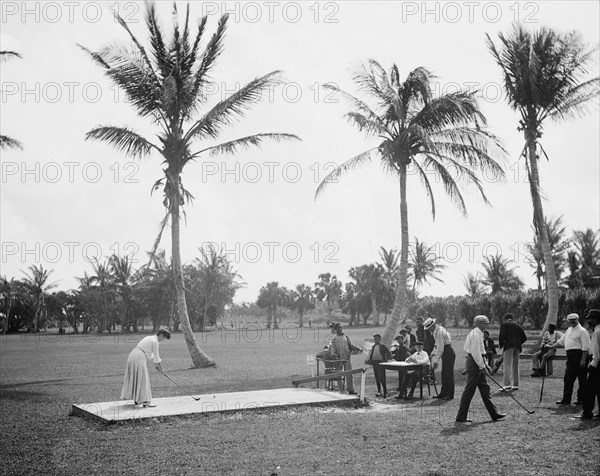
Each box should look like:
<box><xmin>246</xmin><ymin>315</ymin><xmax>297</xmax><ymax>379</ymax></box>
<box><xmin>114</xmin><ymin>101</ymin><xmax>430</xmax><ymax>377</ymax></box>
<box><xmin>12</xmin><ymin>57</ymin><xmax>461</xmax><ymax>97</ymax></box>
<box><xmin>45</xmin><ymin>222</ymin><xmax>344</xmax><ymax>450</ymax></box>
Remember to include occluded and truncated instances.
<box><xmin>547</xmin><ymin>313</ymin><xmax>590</xmax><ymax>406</ymax></box>
<box><xmin>456</xmin><ymin>315</ymin><xmax>506</xmax><ymax>423</ymax></box>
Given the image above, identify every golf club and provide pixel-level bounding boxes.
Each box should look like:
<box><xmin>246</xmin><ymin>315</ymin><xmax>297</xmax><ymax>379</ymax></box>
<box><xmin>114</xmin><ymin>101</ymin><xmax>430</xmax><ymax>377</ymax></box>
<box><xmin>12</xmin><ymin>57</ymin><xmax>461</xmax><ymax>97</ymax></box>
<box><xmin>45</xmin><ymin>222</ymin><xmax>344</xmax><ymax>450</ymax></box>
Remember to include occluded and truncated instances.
<box><xmin>487</xmin><ymin>372</ymin><xmax>535</xmax><ymax>414</ymax></box>
<box><xmin>162</xmin><ymin>371</ymin><xmax>201</xmax><ymax>402</ymax></box>
<box><xmin>539</xmin><ymin>371</ymin><xmax>546</xmax><ymax>405</ymax></box>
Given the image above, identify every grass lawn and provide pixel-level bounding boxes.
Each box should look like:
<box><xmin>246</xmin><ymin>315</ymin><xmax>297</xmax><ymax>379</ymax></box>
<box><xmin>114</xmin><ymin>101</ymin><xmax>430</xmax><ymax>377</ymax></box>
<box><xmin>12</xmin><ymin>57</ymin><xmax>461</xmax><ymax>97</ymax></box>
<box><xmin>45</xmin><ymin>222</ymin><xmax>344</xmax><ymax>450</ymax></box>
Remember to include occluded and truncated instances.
<box><xmin>1</xmin><ymin>326</ymin><xmax>598</xmax><ymax>476</ymax></box>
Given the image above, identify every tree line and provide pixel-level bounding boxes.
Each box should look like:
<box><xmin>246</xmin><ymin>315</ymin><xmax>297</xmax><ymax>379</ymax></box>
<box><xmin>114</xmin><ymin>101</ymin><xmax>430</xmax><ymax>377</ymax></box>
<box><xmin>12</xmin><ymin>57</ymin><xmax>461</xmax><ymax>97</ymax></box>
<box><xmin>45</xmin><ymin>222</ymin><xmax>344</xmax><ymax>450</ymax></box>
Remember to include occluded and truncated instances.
<box><xmin>2</xmin><ymin>3</ymin><xmax>598</xmax><ymax>367</ymax></box>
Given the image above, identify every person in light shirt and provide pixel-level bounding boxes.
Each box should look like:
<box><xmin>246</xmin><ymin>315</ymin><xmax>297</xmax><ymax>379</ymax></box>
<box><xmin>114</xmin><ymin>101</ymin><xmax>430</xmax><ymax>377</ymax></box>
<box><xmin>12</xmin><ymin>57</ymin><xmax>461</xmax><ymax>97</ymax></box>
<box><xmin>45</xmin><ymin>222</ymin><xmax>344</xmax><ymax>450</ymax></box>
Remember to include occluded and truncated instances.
<box><xmin>581</xmin><ymin>309</ymin><xmax>600</xmax><ymax>419</ymax></box>
<box><xmin>456</xmin><ymin>315</ymin><xmax>506</xmax><ymax>423</ymax></box>
<box><xmin>400</xmin><ymin>342</ymin><xmax>429</xmax><ymax>400</ymax></box>
<box><xmin>424</xmin><ymin>318</ymin><xmax>456</xmax><ymax>400</ymax></box>
<box><xmin>121</xmin><ymin>329</ymin><xmax>171</xmax><ymax>407</ymax></box>
<box><xmin>547</xmin><ymin>313</ymin><xmax>591</xmax><ymax>405</ymax></box>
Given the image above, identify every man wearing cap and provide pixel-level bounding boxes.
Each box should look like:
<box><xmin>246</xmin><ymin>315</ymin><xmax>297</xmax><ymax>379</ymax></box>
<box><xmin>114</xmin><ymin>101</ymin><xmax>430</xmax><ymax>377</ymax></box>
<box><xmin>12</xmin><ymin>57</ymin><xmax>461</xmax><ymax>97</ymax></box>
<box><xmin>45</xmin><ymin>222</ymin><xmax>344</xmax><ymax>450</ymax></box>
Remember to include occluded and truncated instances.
<box><xmin>580</xmin><ymin>309</ymin><xmax>600</xmax><ymax>419</ymax></box>
<box><xmin>424</xmin><ymin>318</ymin><xmax>455</xmax><ymax>400</ymax></box>
<box><xmin>547</xmin><ymin>313</ymin><xmax>591</xmax><ymax>405</ymax></box>
<box><xmin>330</xmin><ymin>323</ymin><xmax>357</xmax><ymax>395</ymax></box>
<box><xmin>367</xmin><ymin>334</ymin><xmax>392</xmax><ymax>398</ymax></box>
<box><xmin>456</xmin><ymin>315</ymin><xmax>506</xmax><ymax>423</ymax></box>
<box><xmin>498</xmin><ymin>313</ymin><xmax>527</xmax><ymax>391</ymax></box>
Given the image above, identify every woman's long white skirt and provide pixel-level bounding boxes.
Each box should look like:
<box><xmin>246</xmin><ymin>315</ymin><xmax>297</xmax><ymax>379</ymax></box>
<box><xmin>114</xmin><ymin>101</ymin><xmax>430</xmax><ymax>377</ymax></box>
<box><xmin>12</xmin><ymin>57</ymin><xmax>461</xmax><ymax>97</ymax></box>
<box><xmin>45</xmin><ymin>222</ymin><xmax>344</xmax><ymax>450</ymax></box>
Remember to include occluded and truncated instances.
<box><xmin>121</xmin><ymin>347</ymin><xmax>152</xmax><ymax>404</ymax></box>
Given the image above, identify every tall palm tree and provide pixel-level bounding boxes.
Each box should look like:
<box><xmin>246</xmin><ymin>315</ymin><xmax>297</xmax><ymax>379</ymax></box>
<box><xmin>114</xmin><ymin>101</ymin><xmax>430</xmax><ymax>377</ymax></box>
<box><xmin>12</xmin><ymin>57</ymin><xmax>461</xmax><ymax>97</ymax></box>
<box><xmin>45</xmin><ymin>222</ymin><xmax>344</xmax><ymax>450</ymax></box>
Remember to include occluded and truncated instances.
<box><xmin>487</xmin><ymin>25</ymin><xmax>600</xmax><ymax>331</ymax></box>
<box><xmin>524</xmin><ymin>215</ymin><xmax>570</xmax><ymax>290</ymax></box>
<box><xmin>21</xmin><ymin>265</ymin><xmax>57</xmax><ymax>332</ymax></box>
<box><xmin>0</xmin><ymin>51</ymin><xmax>23</xmax><ymax>150</ymax></box>
<box><xmin>409</xmin><ymin>237</ymin><xmax>446</xmax><ymax>294</ymax></box>
<box><xmin>481</xmin><ymin>253</ymin><xmax>524</xmax><ymax>295</ymax></box>
<box><xmin>80</xmin><ymin>2</ymin><xmax>299</xmax><ymax>367</ymax></box>
<box><xmin>316</xmin><ymin>62</ymin><xmax>506</xmax><ymax>345</ymax></box>
<box><xmin>314</xmin><ymin>273</ymin><xmax>343</xmax><ymax>321</ymax></box>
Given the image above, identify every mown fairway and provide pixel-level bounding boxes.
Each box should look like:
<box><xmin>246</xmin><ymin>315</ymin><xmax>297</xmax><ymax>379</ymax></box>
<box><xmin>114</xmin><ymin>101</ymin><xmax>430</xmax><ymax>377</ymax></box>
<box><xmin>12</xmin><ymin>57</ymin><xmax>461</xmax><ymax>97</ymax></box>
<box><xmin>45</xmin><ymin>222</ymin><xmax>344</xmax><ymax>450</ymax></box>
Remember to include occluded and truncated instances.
<box><xmin>1</xmin><ymin>327</ymin><xmax>598</xmax><ymax>476</ymax></box>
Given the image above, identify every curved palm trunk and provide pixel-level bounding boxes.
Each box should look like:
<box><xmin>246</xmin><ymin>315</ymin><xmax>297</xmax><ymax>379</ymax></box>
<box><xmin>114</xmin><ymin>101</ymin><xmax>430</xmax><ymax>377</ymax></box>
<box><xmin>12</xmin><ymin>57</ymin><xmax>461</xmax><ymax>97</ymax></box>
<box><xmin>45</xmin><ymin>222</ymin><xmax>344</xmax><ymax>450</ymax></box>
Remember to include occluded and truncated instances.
<box><xmin>526</xmin><ymin>124</ymin><xmax>558</xmax><ymax>335</ymax></box>
<box><xmin>171</xmin><ymin>200</ymin><xmax>215</xmax><ymax>368</ymax></box>
<box><xmin>382</xmin><ymin>165</ymin><xmax>410</xmax><ymax>346</ymax></box>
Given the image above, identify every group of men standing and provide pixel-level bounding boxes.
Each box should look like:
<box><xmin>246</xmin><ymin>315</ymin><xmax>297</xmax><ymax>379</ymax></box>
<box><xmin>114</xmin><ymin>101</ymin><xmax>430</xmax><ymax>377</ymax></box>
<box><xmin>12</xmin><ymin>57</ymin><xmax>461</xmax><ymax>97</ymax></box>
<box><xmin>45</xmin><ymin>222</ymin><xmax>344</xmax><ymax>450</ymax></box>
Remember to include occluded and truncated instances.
<box><xmin>323</xmin><ymin>308</ymin><xmax>600</xmax><ymax>422</ymax></box>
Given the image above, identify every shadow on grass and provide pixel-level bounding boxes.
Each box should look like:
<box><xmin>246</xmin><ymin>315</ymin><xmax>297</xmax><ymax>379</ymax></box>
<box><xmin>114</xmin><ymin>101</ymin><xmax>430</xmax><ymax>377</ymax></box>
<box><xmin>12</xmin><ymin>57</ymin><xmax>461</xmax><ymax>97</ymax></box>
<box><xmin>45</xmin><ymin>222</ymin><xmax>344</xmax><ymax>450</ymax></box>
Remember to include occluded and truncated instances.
<box><xmin>439</xmin><ymin>420</ymin><xmax>493</xmax><ymax>435</ymax></box>
<box><xmin>0</xmin><ymin>387</ymin><xmax>47</xmax><ymax>401</ymax></box>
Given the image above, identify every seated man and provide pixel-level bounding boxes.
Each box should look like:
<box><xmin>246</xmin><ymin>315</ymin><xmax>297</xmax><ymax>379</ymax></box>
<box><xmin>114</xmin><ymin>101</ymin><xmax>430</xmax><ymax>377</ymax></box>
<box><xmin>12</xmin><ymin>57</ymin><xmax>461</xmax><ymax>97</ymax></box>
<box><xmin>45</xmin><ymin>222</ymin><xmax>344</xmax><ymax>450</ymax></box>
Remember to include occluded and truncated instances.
<box><xmin>400</xmin><ymin>341</ymin><xmax>430</xmax><ymax>400</ymax></box>
<box><xmin>483</xmin><ymin>331</ymin><xmax>497</xmax><ymax>367</ymax></box>
<box><xmin>531</xmin><ymin>323</ymin><xmax>562</xmax><ymax>377</ymax></box>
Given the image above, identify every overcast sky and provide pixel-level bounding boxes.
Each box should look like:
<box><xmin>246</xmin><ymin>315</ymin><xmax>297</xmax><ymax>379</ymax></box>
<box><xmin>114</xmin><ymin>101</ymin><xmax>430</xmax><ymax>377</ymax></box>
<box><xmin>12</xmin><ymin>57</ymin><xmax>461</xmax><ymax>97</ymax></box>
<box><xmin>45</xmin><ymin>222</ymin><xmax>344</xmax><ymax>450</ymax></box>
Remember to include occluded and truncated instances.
<box><xmin>1</xmin><ymin>1</ymin><xmax>599</xmax><ymax>303</ymax></box>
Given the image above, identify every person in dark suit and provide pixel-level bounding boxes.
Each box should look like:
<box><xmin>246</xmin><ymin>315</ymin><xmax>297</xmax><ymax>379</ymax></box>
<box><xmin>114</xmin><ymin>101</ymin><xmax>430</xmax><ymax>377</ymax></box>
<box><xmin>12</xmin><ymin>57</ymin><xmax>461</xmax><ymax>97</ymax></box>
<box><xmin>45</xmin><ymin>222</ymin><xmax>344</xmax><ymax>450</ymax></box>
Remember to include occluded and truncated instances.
<box><xmin>368</xmin><ymin>334</ymin><xmax>392</xmax><ymax>398</ymax></box>
<box><xmin>415</xmin><ymin>317</ymin><xmax>435</xmax><ymax>356</ymax></box>
<box><xmin>498</xmin><ymin>313</ymin><xmax>527</xmax><ymax>391</ymax></box>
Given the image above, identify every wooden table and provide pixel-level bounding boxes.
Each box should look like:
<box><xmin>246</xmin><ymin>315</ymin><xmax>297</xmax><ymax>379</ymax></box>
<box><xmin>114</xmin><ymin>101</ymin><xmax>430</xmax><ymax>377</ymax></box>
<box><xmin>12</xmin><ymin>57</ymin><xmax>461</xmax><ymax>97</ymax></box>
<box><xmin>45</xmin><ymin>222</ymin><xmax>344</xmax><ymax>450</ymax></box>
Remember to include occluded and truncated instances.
<box><xmin>379</xmin><ymin>361</ymin><xmax>429</xmax><ymax>399</ymax></box>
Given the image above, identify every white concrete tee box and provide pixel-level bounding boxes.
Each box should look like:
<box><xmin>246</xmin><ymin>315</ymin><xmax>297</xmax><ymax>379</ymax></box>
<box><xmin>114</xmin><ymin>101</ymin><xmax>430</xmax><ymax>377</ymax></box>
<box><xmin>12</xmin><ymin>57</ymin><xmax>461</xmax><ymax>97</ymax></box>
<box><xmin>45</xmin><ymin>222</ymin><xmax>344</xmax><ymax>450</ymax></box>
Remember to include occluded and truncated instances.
<box><xmin>72</xmin><ymin>388</ymin><xmax>359</xmax><ymax>423</ymax></box>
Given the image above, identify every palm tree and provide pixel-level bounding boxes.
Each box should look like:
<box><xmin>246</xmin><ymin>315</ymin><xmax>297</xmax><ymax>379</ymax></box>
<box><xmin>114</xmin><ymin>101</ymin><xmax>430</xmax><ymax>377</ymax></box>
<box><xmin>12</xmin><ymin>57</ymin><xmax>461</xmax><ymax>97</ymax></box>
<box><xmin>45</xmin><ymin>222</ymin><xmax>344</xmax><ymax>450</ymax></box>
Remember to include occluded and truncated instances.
<box><xmin>379</xmin><ymin>246</ymin><xmax>400</xmax><ymax>290</ymax></box>
<box><xmin>463</xmin><ymin>272</ymin><xmax>484</xmax><ymax>297</ymax></box>
<box><xmin>487</xmin><ymin>25</ymin><xmax>600</xmax><ymax>331</ymax></box>
<box><xmin>256</xmin><ymin>282</ymin><xmax>288</xmax><ymax>329</ymax></box>
<box><xmin>316</xmin><ymin>62</ymin><xmax>506</xmax><ymax>345</ymax></box>
<box><xmin>289</xmin><ymin>284</ymin><xmax>315</xmax><ymax>328</ymax></box>
<box><xmin>80</xmin><ymin>2</ymin><xmax>299</xmax><ymax>367</ymax></box>
<box><xmin>88</xmin><ymin>260</ymin><xmax>117</xmax><ymax>332</ymax></box>
<box><xmin>0</xmin><ymin>276</ymin><xmax>17</xmax><ymax>334</ymax></box>
<box><xmin>524</xmin><ymin>216</ymin><xmax>570</xmax><ymax>290</ymax></box>
<box><xmin>409</xmin><ymin>237</ymin><xmax>446</xmax><ymax>294</ymax></box>
<box><xmin>193</xmin><ymin>246</ymin><xmax>243</xmax><ymax>330</ymax></box>
<box><xmin>109</xmin><ymin>254</ymin><xmax>137</xmax><ymax>332</ymax></box>
<box><xmin>21</xmin><ymin>265</ymin><xmax>57</xmax><ymax>332</ymax></box>
<box><xmin>481</xmin><ymin>253</ymin><xmax>524</xmax><ymax>295</ymax></box>
<box><xmin>572</xmin><ymin>228</ymin><xmax>600</xmax><ymax>288</ymax></box>
<box><xmin>0</xmin><ymin>51</ymin><xmax>23</xmax><ymax>150</ymax></box>
<box><xmin>314</xmin><ymin>273</ymin><xmax>343</xmax><ymax>321</ymax></box>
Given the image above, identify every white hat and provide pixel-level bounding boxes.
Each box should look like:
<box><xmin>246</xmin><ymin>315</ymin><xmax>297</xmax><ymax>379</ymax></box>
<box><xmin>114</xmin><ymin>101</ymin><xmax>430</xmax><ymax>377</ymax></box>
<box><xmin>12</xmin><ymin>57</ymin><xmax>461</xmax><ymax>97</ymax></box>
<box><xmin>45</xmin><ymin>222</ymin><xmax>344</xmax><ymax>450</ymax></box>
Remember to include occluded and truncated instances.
<box><xmin>474</xmin><ymin>315</ymin><xmax>490</xmax><ymax>325</ymax></box>
<box><xmin>423</xmin><ymin>318</ymin><xmax>436</xmax><ymax>330</ymax></box>
<box><xmin>566</xmin><ymin>313</ymin><xmax>579</xmax><ymax>321</ymax></box>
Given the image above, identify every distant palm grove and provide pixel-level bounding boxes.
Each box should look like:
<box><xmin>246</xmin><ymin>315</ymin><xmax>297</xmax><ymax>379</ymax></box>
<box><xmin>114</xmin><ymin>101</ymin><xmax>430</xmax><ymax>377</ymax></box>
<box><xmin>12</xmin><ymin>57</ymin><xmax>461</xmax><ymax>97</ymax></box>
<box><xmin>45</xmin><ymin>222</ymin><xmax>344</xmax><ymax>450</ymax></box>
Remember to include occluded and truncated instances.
<box><xmin>1</xmin><ymin>4</ymin><xmax>598</xmax><ymax>369</ymax></box>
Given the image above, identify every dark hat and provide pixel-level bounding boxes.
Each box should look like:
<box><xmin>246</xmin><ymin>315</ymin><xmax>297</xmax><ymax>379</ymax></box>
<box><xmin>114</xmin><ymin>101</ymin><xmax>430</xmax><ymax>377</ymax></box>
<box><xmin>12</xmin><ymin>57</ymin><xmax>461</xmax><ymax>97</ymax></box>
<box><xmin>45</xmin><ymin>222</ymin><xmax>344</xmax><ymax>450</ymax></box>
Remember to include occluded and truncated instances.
<box><xmin>414</xmin><ymin>341</ymin><xmax>424</xmax><ymax>346</ymax></box>
<box><xmin>585</xmin><ymin>309</ymin><xmax>600</xmax><ymax>320</ymax></box>
<box><xmin>329</xmin><ymin>323</ymin><xmax>336</xmax><ymax>328</ymax></box>
<box><xmin>334</xmin><ymin>322</ymin><xmax>343</xmax><ymax>329</ymax></box>
<box><xmin>373</xmin><ymin>333</ymin><xmax>382</xmax><ymax>338</ymax></box>
<box><xmin>395</xmin><ymin>335</ymin><xmax>404</xmax><ymax>341</ymax></box>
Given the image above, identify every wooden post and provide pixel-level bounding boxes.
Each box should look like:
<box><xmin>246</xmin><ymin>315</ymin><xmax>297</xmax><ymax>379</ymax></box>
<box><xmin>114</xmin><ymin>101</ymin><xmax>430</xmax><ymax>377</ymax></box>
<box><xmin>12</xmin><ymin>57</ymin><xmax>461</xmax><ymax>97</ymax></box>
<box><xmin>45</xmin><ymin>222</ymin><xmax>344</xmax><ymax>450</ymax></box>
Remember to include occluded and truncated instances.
<box><xmin>360</xmin><ymin>369</ymin><xmax>366</xmax><ymax>403</ymax></box>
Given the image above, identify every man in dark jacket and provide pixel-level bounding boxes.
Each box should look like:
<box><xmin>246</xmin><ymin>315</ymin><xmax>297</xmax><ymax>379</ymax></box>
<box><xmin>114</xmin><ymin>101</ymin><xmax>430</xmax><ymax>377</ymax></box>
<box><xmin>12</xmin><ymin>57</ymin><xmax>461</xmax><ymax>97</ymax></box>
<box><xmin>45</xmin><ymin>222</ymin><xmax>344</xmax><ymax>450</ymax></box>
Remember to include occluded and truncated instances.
<box><xmin>498</xmin><ymin>313</ymin><xmax>527</xmax><ymax>391</ymax></box>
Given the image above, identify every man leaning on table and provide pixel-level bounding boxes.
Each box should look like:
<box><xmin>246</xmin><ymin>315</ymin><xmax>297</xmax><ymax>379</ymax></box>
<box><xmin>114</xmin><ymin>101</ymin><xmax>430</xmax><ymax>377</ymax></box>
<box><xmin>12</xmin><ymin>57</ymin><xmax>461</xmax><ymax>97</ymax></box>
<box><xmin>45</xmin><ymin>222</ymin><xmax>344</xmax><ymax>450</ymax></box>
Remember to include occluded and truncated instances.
<box><xmin>456</xmin><ymin>315</ymin><xmax>506</xmax><ymax>423</ymax></box>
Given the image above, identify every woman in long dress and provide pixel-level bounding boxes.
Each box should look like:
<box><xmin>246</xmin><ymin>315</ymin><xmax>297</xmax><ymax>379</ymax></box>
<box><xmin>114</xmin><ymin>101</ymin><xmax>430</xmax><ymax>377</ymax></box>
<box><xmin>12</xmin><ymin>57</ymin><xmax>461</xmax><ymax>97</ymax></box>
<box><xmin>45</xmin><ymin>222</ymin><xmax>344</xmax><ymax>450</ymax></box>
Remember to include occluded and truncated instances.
<box><xmin>121</xmin><ymin>329</ymin><xmax>171</xmax><ymax>407</ymax></box>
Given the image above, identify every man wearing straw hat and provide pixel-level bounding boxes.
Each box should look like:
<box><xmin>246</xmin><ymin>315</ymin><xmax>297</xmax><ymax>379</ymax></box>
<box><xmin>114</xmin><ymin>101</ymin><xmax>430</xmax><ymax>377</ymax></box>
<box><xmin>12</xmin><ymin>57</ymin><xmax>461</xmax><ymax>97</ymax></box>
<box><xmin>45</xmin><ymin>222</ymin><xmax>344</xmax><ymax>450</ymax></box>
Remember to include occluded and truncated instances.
<box><xmin>424</xmin><ymin>317</ymin><xmax>455</xmax><ymax>400</ymax></box>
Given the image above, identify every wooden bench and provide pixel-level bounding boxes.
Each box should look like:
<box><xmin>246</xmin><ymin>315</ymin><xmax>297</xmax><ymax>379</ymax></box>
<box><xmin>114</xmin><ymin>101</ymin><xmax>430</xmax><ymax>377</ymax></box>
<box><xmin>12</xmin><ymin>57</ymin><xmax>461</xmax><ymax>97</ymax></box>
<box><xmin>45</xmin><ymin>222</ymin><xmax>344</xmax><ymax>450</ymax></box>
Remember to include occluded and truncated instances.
<box><xmin>292</xmin><ymin>368</ymin><xmax>368</xmax><ymax>403</ymax></box>
<box><xmin>519</xmin><ymin>345</ymin><xmax>567</xmax><ymax>376</ymax></box>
